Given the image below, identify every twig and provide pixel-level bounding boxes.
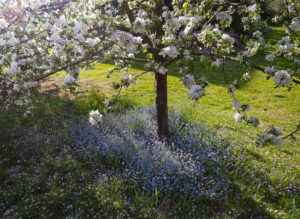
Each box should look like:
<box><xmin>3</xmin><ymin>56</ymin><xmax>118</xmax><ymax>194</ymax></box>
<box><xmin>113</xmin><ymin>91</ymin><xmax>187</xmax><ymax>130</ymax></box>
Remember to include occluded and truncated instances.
<box><xmin>34</xmin><ymin>42</ymin><xmax>114</xmax><ymax>81</ymax></box>
<box><xmin>203</xmin><ymin>6</ymin><xmax>224</xmax><ymax>28</ymax></box>
<box><xmin>112</xmin><ymin>85</ymin><xmax>123</xmax><ymax>103</ymax></box>
<box><xmin>134</xmin><ymin>71</ymin><xmax>149</xmax><ymax>80</ymax></box>
<box><xmin>282</xmin><ymin>127</ymin><xmax>299</xmax><ymax>139</ymax></box>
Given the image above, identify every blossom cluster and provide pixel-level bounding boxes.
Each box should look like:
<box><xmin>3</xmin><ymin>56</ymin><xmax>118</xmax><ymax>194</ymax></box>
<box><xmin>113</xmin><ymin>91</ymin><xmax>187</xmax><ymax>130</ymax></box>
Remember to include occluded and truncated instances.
<box><xmin>88</xmin><ymin>110</ymin><xmax>103</xmax><ymax>126</ymax></box>
<box><xmin>274</xmin><ymin>70</ymin><xmax>292</xmax><ymax>87</ymax></box>
<box><xmin>67</xmin><ymin>107</ymin><xmax>231</xmax><ymax>200</ymax></box>
<box><xmin>228</xmin><ymin>80</ymin><xmax>260</xmax><ymax>127</ymax></box>
<box><xmin>182</xmin><ymin>74</ymin><xmax>209</xmax><ymax>100</ymax></box>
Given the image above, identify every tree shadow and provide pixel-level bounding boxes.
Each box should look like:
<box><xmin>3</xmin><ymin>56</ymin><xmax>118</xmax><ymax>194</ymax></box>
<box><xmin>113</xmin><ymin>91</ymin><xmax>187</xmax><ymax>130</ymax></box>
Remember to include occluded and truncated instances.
<box><xmin>105</xmin><ymin>57</ymin><xmax>250</xmax><ymax>88</ymax></box>
<box><xmin>101</xmin><ymin>26</ymin><xmax>297</xmax><ymax>91</ymax></box>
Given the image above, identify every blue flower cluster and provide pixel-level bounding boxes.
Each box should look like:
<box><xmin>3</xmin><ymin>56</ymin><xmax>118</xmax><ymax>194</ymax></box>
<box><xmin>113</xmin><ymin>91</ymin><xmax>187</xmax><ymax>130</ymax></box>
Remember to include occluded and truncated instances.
<box><xmin>67</xmin><ymin>107</ymin><xmax>231</xmax><ymax>200</ymax></box>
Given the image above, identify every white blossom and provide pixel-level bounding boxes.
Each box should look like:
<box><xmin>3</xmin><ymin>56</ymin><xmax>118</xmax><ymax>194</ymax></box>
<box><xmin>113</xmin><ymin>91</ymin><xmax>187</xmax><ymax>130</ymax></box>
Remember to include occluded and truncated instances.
<box><xmin>122</xmin><ymin>74</ymin><xmax>136</xmax><ymax>85</ymax></box>
<box><xmin>222</xmin><ymin>34</ymin><xmax>235</xmax><ymax>44</ymax></box>
<box><xmin>23</xmin><ymin>82</ymin><xmax>36</xmax><ymax>89</ymax></box>
<box><xmin>103</xmin><ymin>99</ymin><xmax>110</xmax><ymax>107</ymax></box>
<box><xmin>211</xmin><ymin>59</ymin><xmax>221</xmax><ymax>67</ymax></box>
<box><xmin>155</xmin><ymin>66</ymin><xmax>168</xmax><ymax>75</ymax></box>
<box><xmin>63</xmin><ymin>76</ymin><xmax>76</xmax><ymax>86</ymax></box>
<box><xmin>216</xmin><ymin>12</ymin><xmax>232</xmax><ymax>27</ymax></box>
<box><xmin>290</xmin><ymin>18</ymin><xmax>300</xmax><ymax>31</ymax></box>
<box><xmin>234</xmin><ymin>113</ymin><xmax>243</xmax><ymax>122</ymax></box>
<box><xmin>159</xmin><ymin>46</ymin><xmax>179</xmax><ymax>58</ymax></box>
<box><xmin>179</xmin><ymin>67</ymin><xmax>188</xmax><ymax>74</ymax></box>
<box><xmin>264</xmin><ymin>66</ymin><xmax>274</xmax><ymax>74</ymax></box>
<box><xmin>182</xmin><ymin>74</ymin><xmax>195</xmax><ymax>89</ymax></box>
<box><xmin>243</xmin><ymin>72</ymin><xmax>251</xmax><ymax>80</ymax></box>
<box><xmin>272</xmin><ymin>15</ymin><xmax>282</xmax><ymax>23</ymax></box>
<box><xmin>274</xmin><ymin>70</ymin><xmax>292</xmax><ymax>87</ymax></box>
<box><xmin>85</xmin><ymin>37</ymin><xmax>100</xmax><ymax>46</ymax></box>
<box><xmin>0</xmin><ymin>19</ymin><xmax>9</xmax><ymax>29</ymax></box>
<box><xmin>188</xmin><ymin>85</ymin><xmax>205</xmax><ymax>100</ymax></box>
<box><xmin>89</xmin><ymin>110</ymin><xmax>103</xmax><ymax>126</ymax></box>
<box><xmin>265</xmin><ymin>54</ymin><xmax>275</xmax><ymax>62</ymax></box>
<box><xmin>49</xmin><ymin>33</ymin><xmax>63</xmax><ymax>43</ymax></box>
<box><xmin>253</xmin><ymin>31</ymin><xmax>262</xmax><ymax>38</ymax></box>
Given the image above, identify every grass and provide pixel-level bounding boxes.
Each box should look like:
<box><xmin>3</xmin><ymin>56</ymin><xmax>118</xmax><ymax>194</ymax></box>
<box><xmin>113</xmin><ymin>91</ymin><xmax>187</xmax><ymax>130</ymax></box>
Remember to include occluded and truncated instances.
<box><xmin>1</xmin><ymin>26</ymin><xmax>299</xmax><ymax>218</ymax></box>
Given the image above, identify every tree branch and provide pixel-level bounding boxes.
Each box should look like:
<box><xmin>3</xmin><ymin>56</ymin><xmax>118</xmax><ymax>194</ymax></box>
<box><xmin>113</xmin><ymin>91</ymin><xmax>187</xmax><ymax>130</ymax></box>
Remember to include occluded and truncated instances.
<box><xmin>111</xmin><ymin>56</ymin><xmax>149</xmax><ymax>63</ymax></box>
<box><xmin>282</xmin><ymin>127</ymin><xmax>299</xmax><ymax>139</ymax></box>
<box><xmin>122</xmin><ymin>0</ymin><xmax>135</xmax><ymax>24</ymax></box>
<box><xmin>34</xmin><ymin>42</ymin><xmax>114</xmax><ymax>81</ymax></box>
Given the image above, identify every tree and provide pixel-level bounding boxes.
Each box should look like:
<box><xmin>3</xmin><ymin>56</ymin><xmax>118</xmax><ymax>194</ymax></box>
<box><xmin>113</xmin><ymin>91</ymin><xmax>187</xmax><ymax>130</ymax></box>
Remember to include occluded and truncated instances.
<box><xmin>0</xmin><ymin>0</ymin><xmax>299</xmax><ymax>142</ymax></box>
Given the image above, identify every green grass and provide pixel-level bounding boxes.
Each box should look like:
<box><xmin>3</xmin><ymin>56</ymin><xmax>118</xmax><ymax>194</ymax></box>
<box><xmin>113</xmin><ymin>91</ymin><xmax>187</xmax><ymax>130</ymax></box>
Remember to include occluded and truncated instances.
<box><xmin>1</xmin><ymin>26</ymin><xmax>299</xmax><ymax>217</ymax></box>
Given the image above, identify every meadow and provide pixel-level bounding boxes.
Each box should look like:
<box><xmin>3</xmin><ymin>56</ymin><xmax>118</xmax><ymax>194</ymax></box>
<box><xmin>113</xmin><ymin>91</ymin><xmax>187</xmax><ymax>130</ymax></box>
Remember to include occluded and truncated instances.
<box><xmin>0</xmin><ymin>27</ymin><xmax>299</xmax><ymax>218</ymax></box>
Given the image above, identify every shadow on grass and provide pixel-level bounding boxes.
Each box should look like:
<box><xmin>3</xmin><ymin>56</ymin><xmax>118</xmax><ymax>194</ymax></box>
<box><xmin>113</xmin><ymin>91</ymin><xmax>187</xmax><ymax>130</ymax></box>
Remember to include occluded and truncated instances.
<box><xmin>104</xmin><ymin>57</ymin><xmax>249</xmax><ymax>87</ymax></box>
<box><xmin>2</xmin><ymin>89</ymin><xmax>296</xmax><ymax>217</ymax></box>
<box><xmin>101</xmin><ymin>26</ymin><xmax>296</xmax><ymax>92</ymax></box>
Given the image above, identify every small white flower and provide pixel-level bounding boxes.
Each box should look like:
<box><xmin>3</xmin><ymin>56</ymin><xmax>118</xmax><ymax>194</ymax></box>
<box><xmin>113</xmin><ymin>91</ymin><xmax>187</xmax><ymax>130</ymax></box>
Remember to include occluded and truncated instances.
<box><xmin>264</xmin><ymin>66</ymin><xmax>274</xmax><ymax>74</ymax></box>
<box><xmin>103</xmin><ymin>99</ymin><xmax>109</xmax><ymax>107</ymax></box>
<box><xmin>222</xmin><ymin>34</ymin><xmax>235</xmax><ymax>44</ymax></box>
<box><xmin>179</xmin><ymin>67</ymin><xmax>185</xmax><ymax>74</ymax></box>
<box><xmin>182</xmin><ymin>74</ymin><xmax>195</xmax><ymax>89</ymax></box>
<box><xmin>85</xmin><ymin>38</ymin><xmax>98</xmax><ymax>46</ymax></box>
<box><xmin>253</xmin><ymin>31</ymin><xmax>262</xmax><ymax>38</ymax></box>
<box><xmin>13</xmin><ymin>84</ymin><xmax>20</xmax><ymax>92</ymax></box>
<box><xmin>0</xmin><ymin>19</ymin><xmax>9</xmax><ymax>29</ymax></box>
<box><xmin>243</xmin><ymin>72</ymin><xmax>251</xmax><ymax>80</ymax></box>
<box><xmin>155</xmin><ymin>66</ymin><xmax>168</xmax><ymax>75</ymax></box>
<box><xmin>128</xmin><ymin>53</ymin><xmax>135</xmax><ymax>59</ymax></box>
<box><xmin>265</xmin><ymin>54</ymin><xmax>275</xmax><ymax>62</ymax></box>
<box><xmin>272</xmin><ymin>15</ymin><xmax>282</xmax><ymax>23</ymax></box>
<box><xmin>122</xmin><ymin>74</ymin><xmax>136</xmax><ymax>85</ymax></box>
<box><xmin>216</xmin><ymin>12</ymin><xmax>232</xmax><ymax>27</ymax></box>
<box><xmin>188</xmin><ymin>85</ymin><xmax>205</xmax><ymax>100</ymax></box>
<box><xmin>89</xmin><ymin>110</ymin><xmax>103</xmax><ymax>126</ymax></box>
<box><xmin>63</xmin><ymin>75</ymin><xmax>76</xmax><ymax>86</ymax></box>
<box><xmin>211</xmin><ymin>59</ymin><xmax>221</xmax><ymax>67</ymax></box>
<box><xmin>234</xmin><ymin>113</ymin><xmax>243</xmax><ymax>122</ymax></box>
<box><xmin>290</xmin><ymin>18</ymin><xmax>300</xmax><ymax>31</ymax></box>
<box><xmin>159</xmin><ymin>46</ymin><xmax>179</xmax><ymax>58</ymax></box>
<box><xmin>274</xmin><ymin>70</ymin><xmax>292</xmax><ymax>87</ymax></box>
<box><xmin>23</xmin><ymin>81</ymin><xmax>36</xmax><ymax>89</ymax></box>
<box><xmin>49</xmin><ymin>32</ymin><xmax>63</xmax><ymax>43</ymax></box>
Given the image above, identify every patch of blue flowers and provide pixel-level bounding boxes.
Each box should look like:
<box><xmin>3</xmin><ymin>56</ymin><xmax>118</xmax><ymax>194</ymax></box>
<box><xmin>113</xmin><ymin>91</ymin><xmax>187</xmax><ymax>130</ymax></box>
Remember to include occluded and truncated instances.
<box><xmin>67</xmin><ymin>107</ymin><xmax>231</xmax><ymax>200</ymax></box>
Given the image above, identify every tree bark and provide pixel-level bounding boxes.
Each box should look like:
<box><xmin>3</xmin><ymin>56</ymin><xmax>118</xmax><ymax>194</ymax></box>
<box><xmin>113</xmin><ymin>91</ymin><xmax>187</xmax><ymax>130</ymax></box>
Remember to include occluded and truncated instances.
<box><xmin>155</xmin><ymin>71</ymin><xmax>169</xmax><ymax>141</ymax></box>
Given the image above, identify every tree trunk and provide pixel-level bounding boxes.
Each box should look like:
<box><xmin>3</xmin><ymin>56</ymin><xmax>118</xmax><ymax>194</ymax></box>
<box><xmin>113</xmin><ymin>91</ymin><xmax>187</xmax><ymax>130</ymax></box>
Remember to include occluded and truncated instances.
<box><xmin>155</xmin><ymin>71</ymin><xmax>169</xmax><ymax>141</ymax></box>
